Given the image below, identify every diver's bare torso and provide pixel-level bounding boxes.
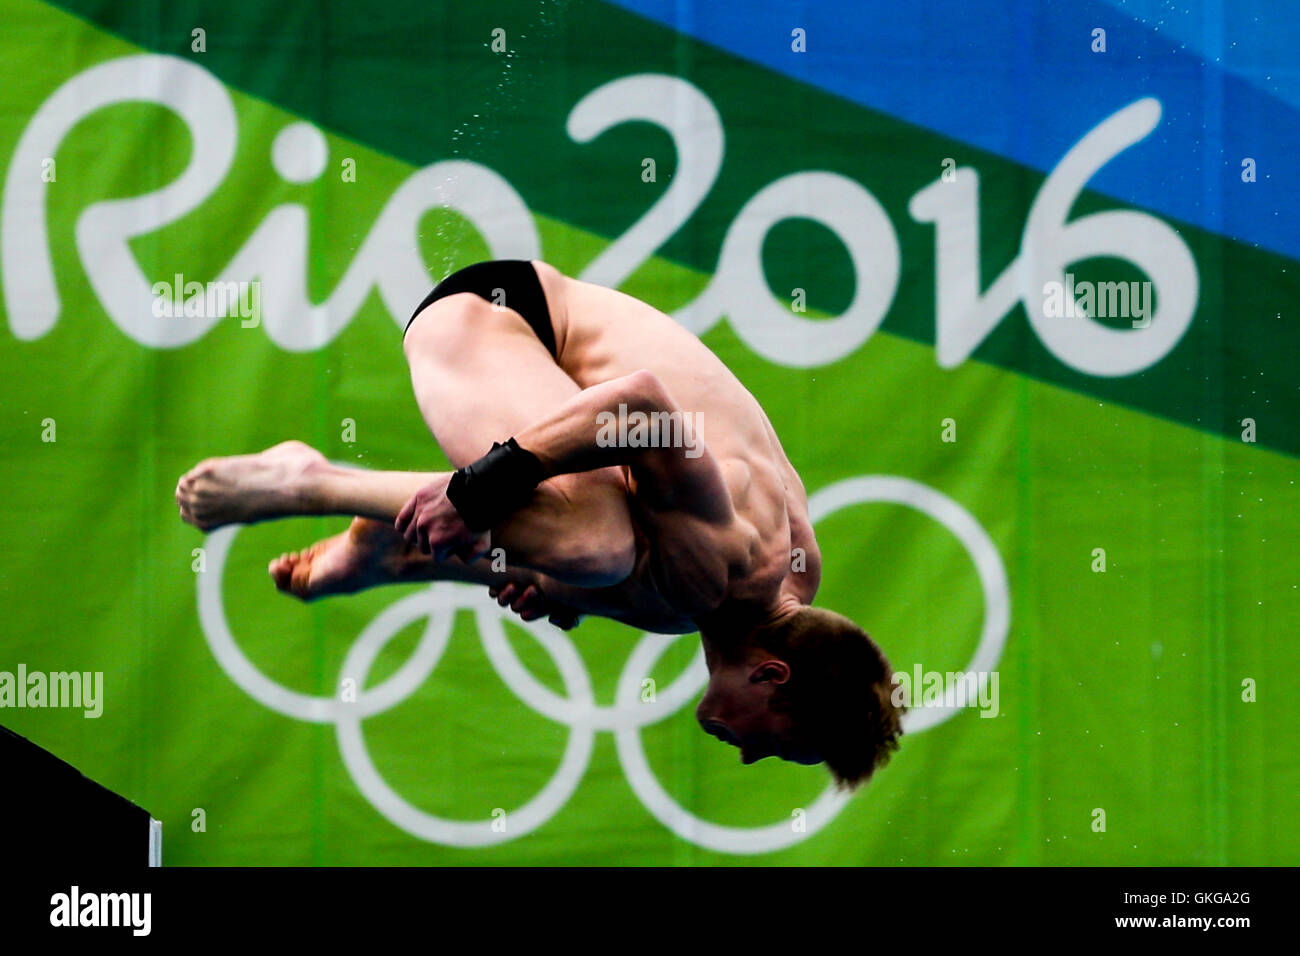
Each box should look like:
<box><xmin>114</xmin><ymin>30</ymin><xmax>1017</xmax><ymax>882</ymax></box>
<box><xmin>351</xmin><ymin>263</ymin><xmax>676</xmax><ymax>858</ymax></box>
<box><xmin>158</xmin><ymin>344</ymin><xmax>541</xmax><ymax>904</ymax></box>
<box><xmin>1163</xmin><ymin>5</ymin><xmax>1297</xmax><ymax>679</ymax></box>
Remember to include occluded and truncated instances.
<box><xmin>175</xmin><ymin>260</ymin><xmax>822</xmax><ymax>631</ymax></box>
<box><xmin>527</xmin><ymin>261</ymin><xmax>822</xmax><ymax>632</ymax></box>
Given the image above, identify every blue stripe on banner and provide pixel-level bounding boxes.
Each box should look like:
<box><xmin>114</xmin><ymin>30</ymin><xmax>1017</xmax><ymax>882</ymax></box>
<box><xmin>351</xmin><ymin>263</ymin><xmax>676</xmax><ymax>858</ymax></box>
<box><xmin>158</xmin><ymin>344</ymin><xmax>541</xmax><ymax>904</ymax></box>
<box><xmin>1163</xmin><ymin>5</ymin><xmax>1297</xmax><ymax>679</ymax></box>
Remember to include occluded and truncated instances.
<box><xmin>1100</xmin><ymin>0</ymin><xmax>1300</xmax><ymax>113</ymax></box>
<box><xmin>603</xmin><ymin>0</ymin><xmax>1300</xmax><ymax>261</ymax></box>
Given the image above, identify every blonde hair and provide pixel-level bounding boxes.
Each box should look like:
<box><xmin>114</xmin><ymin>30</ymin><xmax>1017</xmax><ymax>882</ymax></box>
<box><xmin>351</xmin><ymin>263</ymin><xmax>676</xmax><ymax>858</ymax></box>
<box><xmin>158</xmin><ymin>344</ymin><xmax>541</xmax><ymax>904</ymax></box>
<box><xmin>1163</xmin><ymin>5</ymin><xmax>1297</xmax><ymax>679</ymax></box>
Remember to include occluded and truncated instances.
<box><xmin>752</xmin><ymin>606</ymin><xmax>904</xmax><ymax>789</ymax></box>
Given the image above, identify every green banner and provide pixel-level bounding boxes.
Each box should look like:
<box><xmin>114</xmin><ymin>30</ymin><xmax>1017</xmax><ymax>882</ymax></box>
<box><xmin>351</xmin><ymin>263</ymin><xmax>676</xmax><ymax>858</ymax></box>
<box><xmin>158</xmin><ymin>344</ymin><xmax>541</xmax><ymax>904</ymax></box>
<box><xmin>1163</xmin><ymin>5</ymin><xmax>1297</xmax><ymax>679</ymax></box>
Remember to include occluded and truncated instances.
<box><xmin>1</xmin><ymin>0</ymin><xmax>1295</xmax><ymax>864</ymax></box>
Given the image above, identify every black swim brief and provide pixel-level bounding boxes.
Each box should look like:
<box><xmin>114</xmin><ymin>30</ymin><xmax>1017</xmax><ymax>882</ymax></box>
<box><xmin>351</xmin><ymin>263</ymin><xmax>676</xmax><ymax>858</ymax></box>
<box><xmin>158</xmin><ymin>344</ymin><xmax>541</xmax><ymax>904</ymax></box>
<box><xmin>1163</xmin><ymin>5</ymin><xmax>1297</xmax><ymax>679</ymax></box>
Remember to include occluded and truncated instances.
<box><xmin>404</xmin><ymin>259</ymin><xmax>556</xmax><ymax>359</ymax></box>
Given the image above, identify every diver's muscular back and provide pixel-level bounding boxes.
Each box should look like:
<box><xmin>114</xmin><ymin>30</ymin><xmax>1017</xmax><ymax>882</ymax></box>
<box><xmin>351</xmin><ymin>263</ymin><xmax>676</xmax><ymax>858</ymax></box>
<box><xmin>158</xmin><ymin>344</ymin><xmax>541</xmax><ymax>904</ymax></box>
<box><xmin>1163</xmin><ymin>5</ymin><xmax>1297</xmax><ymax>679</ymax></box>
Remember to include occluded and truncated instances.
<box><xmin>531</xmin><ymin>262</ymin><xmax>820</xmax><ymax>623</ymax></box>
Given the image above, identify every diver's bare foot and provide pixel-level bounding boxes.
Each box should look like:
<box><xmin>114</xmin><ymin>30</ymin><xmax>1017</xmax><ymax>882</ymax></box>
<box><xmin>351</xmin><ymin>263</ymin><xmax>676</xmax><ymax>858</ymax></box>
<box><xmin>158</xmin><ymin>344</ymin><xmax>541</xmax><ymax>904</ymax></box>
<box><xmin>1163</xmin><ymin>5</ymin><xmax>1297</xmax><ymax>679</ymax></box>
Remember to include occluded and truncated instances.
<box><xmin>269</xmin><ymin>517</ymin><xmax>413</xmax><ymax>601</ymax></box>
<box><xmin>176</xmin><ymin>440</ymin><xmax>327</xmax><ymax>530</ymax></box>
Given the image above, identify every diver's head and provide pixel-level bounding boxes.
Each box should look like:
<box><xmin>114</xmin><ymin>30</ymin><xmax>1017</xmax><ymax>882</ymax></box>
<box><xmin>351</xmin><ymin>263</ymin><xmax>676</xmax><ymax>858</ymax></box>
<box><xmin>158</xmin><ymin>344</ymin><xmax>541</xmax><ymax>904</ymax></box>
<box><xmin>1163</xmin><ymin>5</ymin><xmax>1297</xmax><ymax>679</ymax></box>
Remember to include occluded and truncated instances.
<box><xmin>696</xmin><ymin>605</ymin><xmax>904</xmax><ymax>789</ymax></box>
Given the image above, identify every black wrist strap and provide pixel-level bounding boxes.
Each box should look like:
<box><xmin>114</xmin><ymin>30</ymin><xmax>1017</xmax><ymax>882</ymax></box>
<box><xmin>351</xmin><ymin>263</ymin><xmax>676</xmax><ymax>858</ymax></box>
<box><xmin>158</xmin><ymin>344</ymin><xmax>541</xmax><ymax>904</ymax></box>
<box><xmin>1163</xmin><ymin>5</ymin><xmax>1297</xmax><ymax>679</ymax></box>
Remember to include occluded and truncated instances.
<box><xmin>446</xmin><ymin>438</ymin><xmax>546</xmax><ymax>532</ymax></box>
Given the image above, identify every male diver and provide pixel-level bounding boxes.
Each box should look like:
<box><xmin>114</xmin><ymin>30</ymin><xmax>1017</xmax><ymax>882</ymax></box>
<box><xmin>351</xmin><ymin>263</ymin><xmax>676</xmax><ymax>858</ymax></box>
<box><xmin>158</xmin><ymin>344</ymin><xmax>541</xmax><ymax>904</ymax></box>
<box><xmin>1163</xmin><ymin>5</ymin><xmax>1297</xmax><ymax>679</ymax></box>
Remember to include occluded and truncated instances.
<box><xmin>176</xmin><ymin>260</ymin><xmax>903</xmax><ymax>787</ymax></box>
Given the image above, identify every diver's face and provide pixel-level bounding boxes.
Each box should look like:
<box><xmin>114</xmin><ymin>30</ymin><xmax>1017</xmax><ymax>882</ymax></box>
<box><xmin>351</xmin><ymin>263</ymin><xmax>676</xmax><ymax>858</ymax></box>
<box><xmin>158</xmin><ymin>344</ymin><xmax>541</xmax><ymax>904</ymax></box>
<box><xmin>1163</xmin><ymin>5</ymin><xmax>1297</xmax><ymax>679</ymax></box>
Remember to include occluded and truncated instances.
<box><xmin>695</xmin><ymin>657</ymin><xmax>822</xmax><ymax>766</ymax></box>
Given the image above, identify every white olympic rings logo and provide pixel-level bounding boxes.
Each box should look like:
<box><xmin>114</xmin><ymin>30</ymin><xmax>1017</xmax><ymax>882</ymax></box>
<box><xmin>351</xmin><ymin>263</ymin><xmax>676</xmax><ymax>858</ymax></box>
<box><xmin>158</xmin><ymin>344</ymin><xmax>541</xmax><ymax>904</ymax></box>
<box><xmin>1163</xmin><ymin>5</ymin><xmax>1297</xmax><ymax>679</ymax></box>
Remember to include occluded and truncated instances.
<box><xmin>197</xmin><ymin>475</ymin><xmax>1009</xmax><ymax>854</ymax></box>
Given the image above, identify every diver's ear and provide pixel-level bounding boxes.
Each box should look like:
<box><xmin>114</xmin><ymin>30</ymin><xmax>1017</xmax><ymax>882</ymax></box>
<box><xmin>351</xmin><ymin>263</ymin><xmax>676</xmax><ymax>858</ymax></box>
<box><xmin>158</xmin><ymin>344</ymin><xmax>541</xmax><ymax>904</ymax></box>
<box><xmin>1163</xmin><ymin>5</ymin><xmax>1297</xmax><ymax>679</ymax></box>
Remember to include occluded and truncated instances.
<box><xmin>749</xmin><ymin>659</ymin><xmax>791</xmax><ymax>685</ymax></box>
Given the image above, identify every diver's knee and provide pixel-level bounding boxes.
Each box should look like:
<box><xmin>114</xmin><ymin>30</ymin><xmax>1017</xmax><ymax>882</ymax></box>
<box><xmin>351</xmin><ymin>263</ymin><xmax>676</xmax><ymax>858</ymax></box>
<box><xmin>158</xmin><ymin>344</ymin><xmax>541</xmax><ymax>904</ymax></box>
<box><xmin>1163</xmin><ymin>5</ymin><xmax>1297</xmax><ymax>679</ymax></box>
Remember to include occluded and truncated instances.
<box><xmin>550</xmin><ymin>529</ymin><xmax>635</xmax><ymax>588</ymax></box>
<box><xmin>546</xmin><ymin>481</ymin><xmax>636</xmax><ymax>586</ymax></box>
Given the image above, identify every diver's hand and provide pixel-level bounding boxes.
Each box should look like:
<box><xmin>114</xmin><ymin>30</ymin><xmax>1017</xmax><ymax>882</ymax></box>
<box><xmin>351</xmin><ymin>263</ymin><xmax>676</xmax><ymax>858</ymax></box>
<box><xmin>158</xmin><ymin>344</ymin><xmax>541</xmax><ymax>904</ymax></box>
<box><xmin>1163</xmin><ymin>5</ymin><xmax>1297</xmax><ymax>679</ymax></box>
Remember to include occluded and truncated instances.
<box><xmin>488</xmin><ymin>582</ymin><xmax>582</xmax><ymax>630</ymax></box>
<box><xmin>395</xmin><ymin>474</ymin><xmax>491</xmax><ymax>562</ymax></box>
